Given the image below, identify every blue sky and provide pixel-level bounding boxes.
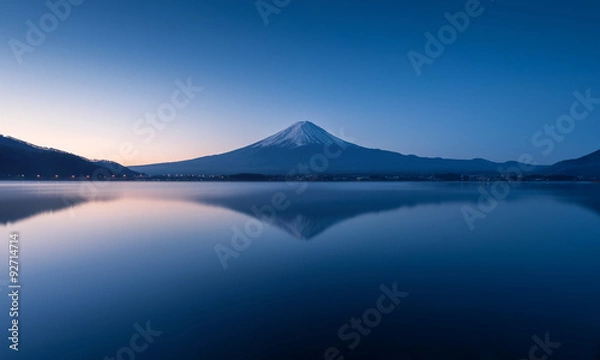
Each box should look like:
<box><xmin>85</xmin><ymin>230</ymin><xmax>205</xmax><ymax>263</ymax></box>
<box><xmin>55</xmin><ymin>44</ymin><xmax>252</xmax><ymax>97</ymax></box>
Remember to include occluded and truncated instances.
<box><xmin>1</xmin><ymin>0</ymin><xmax>599</xmax><ymax>165</ymax></box>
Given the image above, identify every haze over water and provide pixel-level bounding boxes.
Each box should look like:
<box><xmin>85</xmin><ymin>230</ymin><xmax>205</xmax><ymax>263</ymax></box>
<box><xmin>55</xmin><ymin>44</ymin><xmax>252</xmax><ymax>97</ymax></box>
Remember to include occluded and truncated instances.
<box><xmin>0</xmin><ymin>181</ymin><xmax>599</xmax><ymax>359</ymax></box>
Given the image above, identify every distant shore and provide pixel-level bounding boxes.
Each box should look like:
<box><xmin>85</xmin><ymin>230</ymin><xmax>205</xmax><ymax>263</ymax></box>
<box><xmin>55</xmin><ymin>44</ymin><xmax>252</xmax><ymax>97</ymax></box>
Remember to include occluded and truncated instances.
<box><xmin>0</xmin><ymin>173</ymin><xmax>596</xmax><ymax>182</ymax></box>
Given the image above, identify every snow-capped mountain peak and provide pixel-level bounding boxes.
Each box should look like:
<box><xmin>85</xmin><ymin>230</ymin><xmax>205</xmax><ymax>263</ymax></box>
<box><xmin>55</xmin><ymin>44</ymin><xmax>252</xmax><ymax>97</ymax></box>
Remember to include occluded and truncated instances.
<box><xmin>250</xmin><ymin>121</ymin><xmax>349</xmax><ymax>149</ymax></box>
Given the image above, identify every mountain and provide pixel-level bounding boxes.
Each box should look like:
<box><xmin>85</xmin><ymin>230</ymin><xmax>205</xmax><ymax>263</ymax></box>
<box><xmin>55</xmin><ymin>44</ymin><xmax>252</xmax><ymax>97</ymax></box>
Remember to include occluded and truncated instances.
<box><xmin>249</xmin><ymin>120</ymin><xmax>351</xmax><ymax>149</ymax></box>
<box><xmin>92</xmin><ymin>160</ymin><xmax>138</xmax><ymax>177</ymax></box>
<box><xmin>544</xmin><ymin>149</ymin><xmax>600</xmax><ymax>178</ymax></box>
<box><xmin>131</xmin><ymin>121</ymin><xmax>547</xmax><ymax>176</ymax></box>
<box><xmin>0</xmin><ymin>135</ymin><xmax>139</xmax><ymax>179</ymax></box>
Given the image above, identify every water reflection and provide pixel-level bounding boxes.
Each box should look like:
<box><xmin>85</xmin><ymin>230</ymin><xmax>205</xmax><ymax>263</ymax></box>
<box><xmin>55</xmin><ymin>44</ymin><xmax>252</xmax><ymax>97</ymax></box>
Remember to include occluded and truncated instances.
<box><xmin>2</xmin><ymin>182</ymin><xmax>599</xmax><ymax>239</ymax></box>
<box><xmin>0</xmin><ymin>183</ymin><xmax>119</xmax><ymax>225</ymax></box>
<box><xmin>191</xmin><ymin>184</ymin><xmax>479</xmax><ymax>239</ymax></box>
<box><xmin>0</xmin><ymin>182</ymin><xmax>599</xmax><ymax>360</ymax></box>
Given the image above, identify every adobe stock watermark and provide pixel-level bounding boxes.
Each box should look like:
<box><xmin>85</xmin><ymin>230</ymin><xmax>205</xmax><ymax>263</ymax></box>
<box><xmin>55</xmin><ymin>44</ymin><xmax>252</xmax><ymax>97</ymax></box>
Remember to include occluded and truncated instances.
<box><xmin>323</xmin><ymin>283</ymin><xmax>409</xmax><ymax>360</ymax></box>
<box><xmin>462</xmin><ymin>88</ymin><xmax>599</xmax><ymax>231</ymax></box>
<box><xmin>9</xmin><ymin>0</ymin><xmax>86</xmax><ymax>65</ymax></box>
<box><xmin>519</xmin><ymin>332</ymin><xmax>561</xmax><ymax>360</ymax></box>
<box><xmin>532</xmin><ymin>89</ymin><xmax>600</xmax><ymax>155</ymax></box>
<box><xmin>127</xmin><ymin>78</ymin><xmax>203</xmax><ymax>159</ymax></box>
<box><xmin>255</xmin><ymin>0</ymin><xmax>291</xmax><ymax>26</ymax></box>
<box><xmin>214</xmin><ymin>128</ymin><xmax>355</xmax><ymax>270</ymax></box>
<box><xmin>60</xmin><ymin>77</ymin><xmax>202</xmax><ymax>217</ymax></box>
<box><xmin>103</xmin><ymin>322</ymin><xmax>162</xmax><ymax>360</ymax></box>
<box><xmin>407</xmin><ymin>0</ymin><xmax>485</xmax><ymax>77</ymax></box>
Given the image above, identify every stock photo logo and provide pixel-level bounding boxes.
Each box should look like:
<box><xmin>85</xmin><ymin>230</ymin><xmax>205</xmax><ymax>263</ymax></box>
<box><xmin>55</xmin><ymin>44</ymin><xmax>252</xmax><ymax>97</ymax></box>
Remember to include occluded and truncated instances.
<box><xmin>255</xmin><ymin>0</ymin><xmax>292</xmax><ymax>25</ymax></box>
<box><xmin>519</xmin><ymin>333</ymin><xmax>561</xmax><ymax>360</ymax></box>
<box><xmin>407</xmin><ymin>0</ymin><xmax>486</xmax><ymax>76</ymax></box>
<box><xmin>103</xmin><ymin>322</ymin><xmax>162</xmax><ymax>360</ymax></box>
<box><xmin>461</xmin><ymin>88</ymin><xmax>600</xmax><ymax>230</ymax></box>
<box><xmin>8</xmin><ymin>0</ymin><xmax>86</xmax><ymax>64</ymax></box>
<box><xmin>324</xmin><ymin>283</ymin><xmax>409</xmax><ymax>360</ymax></box>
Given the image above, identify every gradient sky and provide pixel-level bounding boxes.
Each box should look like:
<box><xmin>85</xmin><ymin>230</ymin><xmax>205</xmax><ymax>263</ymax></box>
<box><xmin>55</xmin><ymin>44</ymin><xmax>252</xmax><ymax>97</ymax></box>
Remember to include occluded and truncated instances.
<box><xmin>1</xmin><ymin>0</ymin><xmax>599</xmax><ymax>166</ymax></box>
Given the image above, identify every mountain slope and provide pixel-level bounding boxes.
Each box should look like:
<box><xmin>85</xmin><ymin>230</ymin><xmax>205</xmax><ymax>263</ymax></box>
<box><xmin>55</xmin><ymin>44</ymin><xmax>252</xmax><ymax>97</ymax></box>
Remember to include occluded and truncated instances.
<box><xmin>131</xmin><ymin>121</ymin><xmax>547</xmax><ymax>176</ymax></box>
<box><xmin>544</xmin><ymin>149</ymin><xmax>600</xmax><ymax>178</ymax></box>
<box><xmin>0</xmin><ymin>135</ymin><xmax>139</xmax><ymax>179</ymax></box>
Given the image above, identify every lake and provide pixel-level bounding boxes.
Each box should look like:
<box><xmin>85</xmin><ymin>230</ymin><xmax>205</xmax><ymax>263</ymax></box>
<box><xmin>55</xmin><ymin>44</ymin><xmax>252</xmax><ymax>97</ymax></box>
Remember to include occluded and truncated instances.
<box><xmin>0</xmin><ymin>181</ymin><xmax>599</xmax><ymax>360</ymax></box>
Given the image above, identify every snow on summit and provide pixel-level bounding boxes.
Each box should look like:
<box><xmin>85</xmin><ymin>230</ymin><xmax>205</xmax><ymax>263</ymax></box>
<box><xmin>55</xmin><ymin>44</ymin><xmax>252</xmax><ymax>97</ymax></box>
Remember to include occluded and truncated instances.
<box><xmin>251</xmin><ymin>121</ymin><xmax>349</xmax><ymax>149</ymax></box>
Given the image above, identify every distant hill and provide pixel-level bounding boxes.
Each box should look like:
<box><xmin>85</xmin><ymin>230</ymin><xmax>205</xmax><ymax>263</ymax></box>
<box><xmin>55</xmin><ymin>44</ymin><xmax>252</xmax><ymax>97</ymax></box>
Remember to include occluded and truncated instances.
<box><xmin>0</xmin><ymin>135</ymin><xmax>139</xmax><ymax>179</ymax></box>
<box><xmin>131</xmin><ymin>121</ymin><xmax>548</xmax><ymax>176</ymax></box>
<box><xmin>544</xmin><ymin>149</ymin><xmax>600</xmax><ymax>179</ymax></box>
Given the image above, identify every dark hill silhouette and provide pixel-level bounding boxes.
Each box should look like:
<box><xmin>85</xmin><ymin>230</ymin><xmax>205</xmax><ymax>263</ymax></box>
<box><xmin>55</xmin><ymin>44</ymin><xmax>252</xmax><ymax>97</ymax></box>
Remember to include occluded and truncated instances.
<box><xmin>545</xmin><ymin>149</ymin><xmax>600</xmax><ymax>178</ymax></box>
<box><xmin>0</xmin><ymin>135</ymin><xmax>139</xmax><ymax>179</ymax></box>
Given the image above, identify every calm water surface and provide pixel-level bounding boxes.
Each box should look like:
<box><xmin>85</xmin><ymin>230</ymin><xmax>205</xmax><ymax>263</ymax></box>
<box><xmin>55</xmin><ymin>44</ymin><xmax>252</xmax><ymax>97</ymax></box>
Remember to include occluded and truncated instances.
<box><xmin>0</xmin><ymin>181</ymin><xmax>599</xmax><ymax>360</ymax></box>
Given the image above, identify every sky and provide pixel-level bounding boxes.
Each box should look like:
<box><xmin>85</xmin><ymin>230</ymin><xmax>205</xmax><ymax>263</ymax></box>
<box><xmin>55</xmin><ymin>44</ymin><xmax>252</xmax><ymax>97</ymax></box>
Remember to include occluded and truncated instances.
<box><xmin>1</xmin><ymin>0</ymin><xmax>600</xmax><ymax>166</ymax></box>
